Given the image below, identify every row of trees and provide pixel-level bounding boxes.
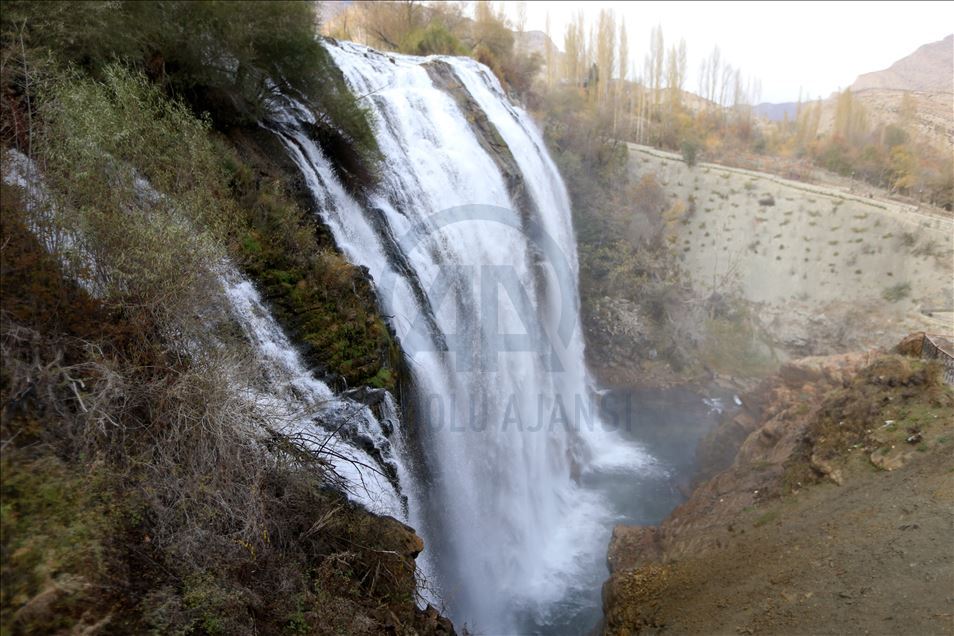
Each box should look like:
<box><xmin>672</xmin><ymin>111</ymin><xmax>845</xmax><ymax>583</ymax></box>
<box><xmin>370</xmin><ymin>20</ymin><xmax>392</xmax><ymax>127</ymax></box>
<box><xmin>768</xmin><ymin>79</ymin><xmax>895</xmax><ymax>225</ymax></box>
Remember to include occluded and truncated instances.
<box><xmin>540</xmin><ymin>11</ymin><xmax>763</xmax><ymax>157</ymax></box>
<box><xmin>321</xmin><ymin>2</ymin><xmax>763</xmax><ymax>154</ymax></box>
<box><xmin>538</xmin><ymin>8</ymin><xmax>949</xmax><ymax>209</ymax></box>
<box><xmin>783</xmin><ymin>90</ymin><xmax>952</xmax><ymax>207</ymax></box>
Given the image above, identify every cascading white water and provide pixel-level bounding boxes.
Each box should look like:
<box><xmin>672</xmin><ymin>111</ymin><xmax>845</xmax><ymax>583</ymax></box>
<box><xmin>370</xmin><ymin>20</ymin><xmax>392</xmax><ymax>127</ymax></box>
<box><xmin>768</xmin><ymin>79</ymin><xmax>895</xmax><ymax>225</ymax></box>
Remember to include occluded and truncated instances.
<box><xmin>3</xmin><ymin>148</ymin><xmax>414</xmax><ymax>535</ymax></box>
<box><xmin>274</xmin><ymin>41</ymin><xmax>653</xmax><ymax>632</ymax></box>
<box><xmin>221</xmin><ymin>270</ymin><xmax>411</xmax><ymax>519</ymax></box>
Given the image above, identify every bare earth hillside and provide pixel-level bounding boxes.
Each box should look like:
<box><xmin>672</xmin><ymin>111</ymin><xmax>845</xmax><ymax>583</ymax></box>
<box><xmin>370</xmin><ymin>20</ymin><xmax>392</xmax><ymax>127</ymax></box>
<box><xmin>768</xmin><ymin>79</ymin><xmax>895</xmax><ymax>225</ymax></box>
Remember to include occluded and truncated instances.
<box><xmin>851</xmin><ymin>35</ymin><xmax>953</xmax><ymax>93</ymax></box>
<box><xmin>837</xmin><ymin>34</ymin><xmax>954</xmax><ymax>151</ymax></box>
<box><xmin>602</xmin><ymin>348</ymin><xmax>954</xmax><ymax>635</ymax></box>
<box><xmin>628</xmin><ymin>143</ymin><xmax>954</xmax><ymax>357</ymax></box>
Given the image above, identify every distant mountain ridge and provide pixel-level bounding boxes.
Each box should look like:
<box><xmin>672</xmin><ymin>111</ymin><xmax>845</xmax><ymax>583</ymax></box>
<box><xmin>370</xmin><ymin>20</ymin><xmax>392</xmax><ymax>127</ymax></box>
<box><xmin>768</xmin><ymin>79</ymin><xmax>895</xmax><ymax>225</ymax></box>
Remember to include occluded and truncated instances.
<box><xmin>753</xmin><ymin>101</ymin><xmax>799</xmax><ymax>121</ymax></box>
<box><xmin>851</xmin><ymin>34</ymin><xmax>953</xmax><ymax>93</ymax></box>
<box><xmin>754</xmin><ymin>35</ymin><xmax>953</xmax><ymax>150</ymax></box>
<box><xmin>754</xmin><ymin>35</ymin><xmax>952</xmax><ymax>121</ymax></box>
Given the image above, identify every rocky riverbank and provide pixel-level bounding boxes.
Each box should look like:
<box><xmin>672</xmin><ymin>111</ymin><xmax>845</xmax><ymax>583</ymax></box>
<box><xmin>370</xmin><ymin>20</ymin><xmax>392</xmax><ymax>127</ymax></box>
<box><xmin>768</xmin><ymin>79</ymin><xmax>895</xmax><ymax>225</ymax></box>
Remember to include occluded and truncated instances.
<box><xmin>601</xmin><ymin>339</ymin><xmax>954</xmax><ymax>635</ymax></box>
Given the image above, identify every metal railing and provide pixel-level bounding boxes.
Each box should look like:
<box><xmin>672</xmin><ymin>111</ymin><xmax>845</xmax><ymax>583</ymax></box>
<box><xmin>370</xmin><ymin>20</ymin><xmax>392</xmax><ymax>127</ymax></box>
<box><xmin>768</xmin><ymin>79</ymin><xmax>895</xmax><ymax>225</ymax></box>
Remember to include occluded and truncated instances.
<box><xmin>922</xmin><ymin>334</ymin><xmax>954</xmax><ymax>385</ymax></box>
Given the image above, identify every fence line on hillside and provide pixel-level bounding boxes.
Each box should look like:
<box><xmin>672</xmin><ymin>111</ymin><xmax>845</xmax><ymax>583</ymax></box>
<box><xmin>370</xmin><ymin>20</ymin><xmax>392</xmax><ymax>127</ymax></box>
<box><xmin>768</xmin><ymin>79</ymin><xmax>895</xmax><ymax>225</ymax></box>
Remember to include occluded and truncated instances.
<box><xmin>922</xmin><ymin>334</ymin><xmax>954</xmax><ymax>385</ymax></box>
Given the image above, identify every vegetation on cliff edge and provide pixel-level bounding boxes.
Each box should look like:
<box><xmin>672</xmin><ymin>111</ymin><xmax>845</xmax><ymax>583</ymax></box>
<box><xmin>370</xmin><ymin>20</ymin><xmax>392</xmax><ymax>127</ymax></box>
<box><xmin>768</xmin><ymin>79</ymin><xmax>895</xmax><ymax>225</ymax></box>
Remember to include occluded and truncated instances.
<box><xmin>1</xmin><ymin>2</ymin><xmax>435</xmax><ymax>633</ymax></box>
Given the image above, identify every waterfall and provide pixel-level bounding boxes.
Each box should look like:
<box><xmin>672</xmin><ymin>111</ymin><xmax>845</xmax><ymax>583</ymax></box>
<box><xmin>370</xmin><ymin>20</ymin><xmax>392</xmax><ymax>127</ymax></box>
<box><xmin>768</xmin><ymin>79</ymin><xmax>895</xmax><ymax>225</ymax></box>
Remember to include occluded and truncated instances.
<box><xmin>222</xmin><ymin>270</ymin><xmax>411</xmax><ymax>519</ymax></box>
<box><xmin>273</xmin><ymin>41</ymin><xmax>652</xmax><ymax>632</ymax></box>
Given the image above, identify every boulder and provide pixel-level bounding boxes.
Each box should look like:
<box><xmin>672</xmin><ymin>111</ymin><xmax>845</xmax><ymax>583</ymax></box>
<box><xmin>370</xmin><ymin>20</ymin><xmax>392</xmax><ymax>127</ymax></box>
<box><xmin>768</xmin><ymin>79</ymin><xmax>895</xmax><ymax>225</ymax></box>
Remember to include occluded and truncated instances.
<box><xmin>377</xmin><ymin>515</ymin><xmax>425</xmax><ymax>559</ymax></box>
<box><xmin>810</xmin><ymin>451</ymin><xmax>844</xmax><ymax>485</ymax></box>
<box><xmin>894</xmin><ymin>332</ymin><xmax>926</xmax><ymax>357</ymax></box>
<box><xmin>869</xmin><ymin>447</ymin><xmax>912</xmax><ymax>471</ymax></box>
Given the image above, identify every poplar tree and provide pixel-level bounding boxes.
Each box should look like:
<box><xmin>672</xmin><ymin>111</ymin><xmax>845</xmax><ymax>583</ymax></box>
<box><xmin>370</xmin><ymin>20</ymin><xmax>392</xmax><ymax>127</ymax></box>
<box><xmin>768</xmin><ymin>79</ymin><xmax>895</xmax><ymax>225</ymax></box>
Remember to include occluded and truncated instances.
<box><xmin>617</xmin><ymin>19</ymin><xmax>629</xmax><ymax>134</ymax></box>
<box><xmin>650</xmin><ymin>25</ymin><xmax>664</xmax><ymax>111</ymax></box>
<box><xmin>545</xmin><ymin>12</ymin><xmax>555</xmax><ymax>87</ymax></box>
<box><xmin>666</xmin><ymin>38</ymin><xmax>686</xmax><ymax>113</ymax></box>
<box><xmin>595</xmin><ymin>9</ymin><xmax>616</xmax><ymax>104</ymax></box>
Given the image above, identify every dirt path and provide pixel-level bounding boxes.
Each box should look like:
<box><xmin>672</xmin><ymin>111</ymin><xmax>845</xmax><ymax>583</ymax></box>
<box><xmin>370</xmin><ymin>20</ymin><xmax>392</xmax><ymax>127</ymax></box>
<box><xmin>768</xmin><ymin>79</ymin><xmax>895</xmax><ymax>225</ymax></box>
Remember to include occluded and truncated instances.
<box><xmin>626</xmin><ymin>143</ymin><xmax>953</xmax><ymax>231</ymax></box>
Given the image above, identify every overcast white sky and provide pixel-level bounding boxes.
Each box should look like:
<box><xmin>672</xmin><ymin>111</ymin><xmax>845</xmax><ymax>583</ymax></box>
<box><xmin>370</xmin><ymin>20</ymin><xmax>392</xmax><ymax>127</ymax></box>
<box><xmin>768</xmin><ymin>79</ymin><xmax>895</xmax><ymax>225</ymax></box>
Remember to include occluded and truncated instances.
<box><xmin>503</xmin><ymin>1</ymin><xmax>953</xmax><ymax>103</ymax></box>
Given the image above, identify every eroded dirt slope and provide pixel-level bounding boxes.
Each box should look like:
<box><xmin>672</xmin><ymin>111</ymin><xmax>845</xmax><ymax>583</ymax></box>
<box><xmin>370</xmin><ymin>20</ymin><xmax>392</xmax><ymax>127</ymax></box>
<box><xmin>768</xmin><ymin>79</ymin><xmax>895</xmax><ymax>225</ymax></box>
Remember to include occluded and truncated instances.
<box><xmin>603</xmin><ymin>349</ymin><xmax>954</xmax><ymax>635</ymax></box>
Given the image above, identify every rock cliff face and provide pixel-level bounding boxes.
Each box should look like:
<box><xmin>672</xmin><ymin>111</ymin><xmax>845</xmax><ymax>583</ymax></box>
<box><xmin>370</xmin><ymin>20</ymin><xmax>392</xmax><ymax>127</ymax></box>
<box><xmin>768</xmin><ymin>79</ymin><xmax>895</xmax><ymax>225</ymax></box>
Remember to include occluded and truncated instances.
<box><xmin>602</xmin><ymin>343</ymin><xmax>954</xmax><ymax>635</ymax></box>
<box><xmin>605</xmin><ymin>352</ymin><xmax>869</xmax><ymax>572</ymax></box>
<box><xmin>584</xmin><ymin>296</ymin><xmax>658</xmax><ymax>386</ymax></box>
<box><xmin>851</xmin><ymin>34</ymin><xmax>953</xmax><ymax>94</ymax></box>
<box><xmin>424</xmin><ymin>60</ymin><xmax>535</xmax><ymax>219</ymax></box>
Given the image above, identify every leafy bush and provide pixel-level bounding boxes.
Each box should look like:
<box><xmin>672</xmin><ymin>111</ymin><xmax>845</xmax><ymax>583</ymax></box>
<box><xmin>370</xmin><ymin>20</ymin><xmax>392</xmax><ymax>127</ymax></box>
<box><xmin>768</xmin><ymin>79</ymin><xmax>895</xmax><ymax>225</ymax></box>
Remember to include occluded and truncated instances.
<box><xmin>0</xmin><ymin>455</ymin><xmax>114</xmax><ymax>633</ymax></box>
<box><xmin>699</xmin><ymin>312</ymin><xmax>779</xmax><ymax>379</ymax></box>
<box><xmin>34</xmin><ymin>65</ymin><xmax>230</xmax><ymax>327</ymax></box>
<box><xmin>882</xmin><ymin>282</ymin><xmax>912</xmax><ymax>302</ymax></box>
<box><xmin>2</xmin><ymin>1</ymin><xmax>377</xmax><ymax>159</ymax></box>
<box><xmin>406</xmin><ymin>22</ymin><xmax>467</xmax><ymax>56</ymax></box>
<box><xmin>681</xmin><ymin>139</ymin><xmax>699</xmax><ymax>167</ymax></box>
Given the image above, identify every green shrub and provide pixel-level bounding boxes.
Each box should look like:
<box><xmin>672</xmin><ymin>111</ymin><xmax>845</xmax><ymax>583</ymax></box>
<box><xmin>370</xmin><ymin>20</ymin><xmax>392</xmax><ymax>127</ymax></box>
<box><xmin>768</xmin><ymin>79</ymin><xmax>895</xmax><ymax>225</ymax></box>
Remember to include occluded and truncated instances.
<box><xmin>226</xmin><ymin>142</ymin><xmax>398</xmax><ymax>391</ymax></box>
<box><xmin>882</xmin><ymin>282</ymin><xmax>912</xmax><ymax>302</ymax></box>
<box><xmin>405</xmin><ymin>22</ymin><xmax>467</xmax><ymax>56</ymax></box>
<box><xmin>35</xmin><ymin>65</ymin><xmax>230</xmax><ymax>326</ymax></box>
<box><xmin>899</xmin><ymin>232</ymin><xmax>917</xmax><ymax>248</ymax></box>
<box><xmin>680</xmin><ymin>139</ymin><xmax>699</xmax><ymax>167</ymax></box>
<box><xmin>0</xmin><ymin>455</ymin><xmax>112</xmax><ymax>633</ymax></box>
<box><xmin>2</xmin><ymin>1</ymin><xmax>378</xmax><ymax>162</ymax></box>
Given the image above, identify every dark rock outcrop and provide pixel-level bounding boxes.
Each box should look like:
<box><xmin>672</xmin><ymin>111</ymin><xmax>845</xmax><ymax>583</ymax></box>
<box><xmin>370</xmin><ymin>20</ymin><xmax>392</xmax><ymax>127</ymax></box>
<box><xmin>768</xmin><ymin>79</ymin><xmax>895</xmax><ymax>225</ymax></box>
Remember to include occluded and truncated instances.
<box><xmin>423</xmin><ymin>60</ymin><xmax>535</xmax><ymax>221</ymax></box>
